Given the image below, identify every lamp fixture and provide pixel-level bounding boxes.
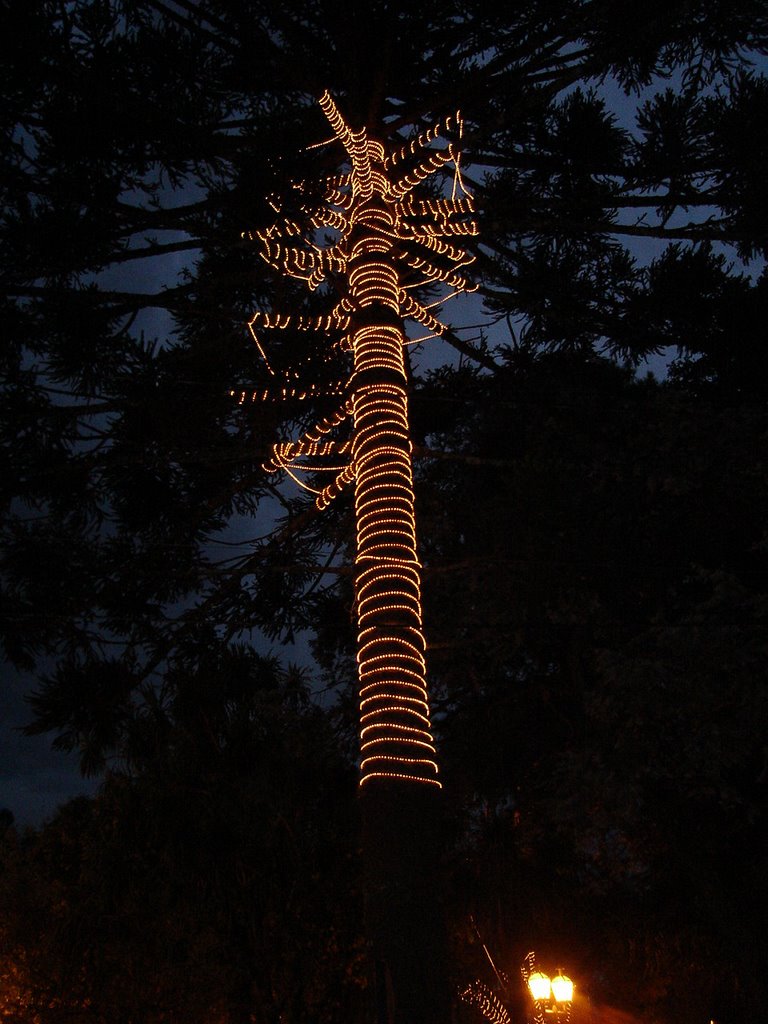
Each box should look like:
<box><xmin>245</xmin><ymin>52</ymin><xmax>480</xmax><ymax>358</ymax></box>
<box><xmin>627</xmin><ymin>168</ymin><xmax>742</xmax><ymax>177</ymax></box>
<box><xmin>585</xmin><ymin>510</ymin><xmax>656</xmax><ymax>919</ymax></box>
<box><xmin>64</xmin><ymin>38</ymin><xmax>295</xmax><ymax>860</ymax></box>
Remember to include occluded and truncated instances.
<box><xmin>522</xmin><ymin>952</ymin><xmax>574</xmax><ymax>1023</ymax></box>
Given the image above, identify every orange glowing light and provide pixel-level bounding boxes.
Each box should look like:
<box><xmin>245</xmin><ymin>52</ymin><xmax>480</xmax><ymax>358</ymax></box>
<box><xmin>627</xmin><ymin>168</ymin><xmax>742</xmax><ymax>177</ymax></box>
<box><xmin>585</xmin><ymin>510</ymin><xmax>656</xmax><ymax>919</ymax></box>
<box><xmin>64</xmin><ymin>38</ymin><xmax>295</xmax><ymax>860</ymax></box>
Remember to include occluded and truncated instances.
<box><xmin>241</xmin><ymin>91</ymin><xmax>477</xmax><ymax>787</ymax></box>
<box><xmin>460</xmin><ymin>982</ymin><xmax>512</xmax><ymax>1024</ymax></box>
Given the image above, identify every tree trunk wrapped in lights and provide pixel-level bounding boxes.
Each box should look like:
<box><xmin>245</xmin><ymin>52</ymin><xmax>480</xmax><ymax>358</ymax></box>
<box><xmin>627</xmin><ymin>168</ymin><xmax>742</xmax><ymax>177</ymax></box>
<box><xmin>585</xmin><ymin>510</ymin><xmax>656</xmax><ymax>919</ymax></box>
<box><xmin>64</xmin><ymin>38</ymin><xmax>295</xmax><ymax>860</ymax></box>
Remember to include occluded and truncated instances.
<box><xmin>243</xmin><ymin>90</ymin><xmax>476</xmax><ymax>791</ymax></box>
<box><xmin>241</xmin><ymin>90</ymin><xmax>477</xmax><ymax>1022</ymax></box>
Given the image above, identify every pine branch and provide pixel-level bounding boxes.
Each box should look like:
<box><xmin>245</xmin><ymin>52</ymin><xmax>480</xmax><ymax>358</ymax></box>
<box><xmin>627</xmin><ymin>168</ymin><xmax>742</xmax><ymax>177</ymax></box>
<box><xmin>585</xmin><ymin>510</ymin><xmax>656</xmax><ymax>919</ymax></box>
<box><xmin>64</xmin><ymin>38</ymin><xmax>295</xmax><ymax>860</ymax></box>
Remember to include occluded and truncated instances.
<box><xmin>103</xmin><ymin>238</ymin><xmax>203</xmax><ymax>265</ymax></box>
<box><xmin>137</xmin><ymin>0</ymin><xmax>240</xmax><ymax>55</ymax></box>
<box><xmin>435</xmin><ymin>326</ymin><xmax>500</xmax><ymax>373</ymax></box>
<box><xmin>137</xmin><ymin>501</ymin><xmax>327</xmax><ymax>682</ymax></box>
<box><xmin>5</xmin><ymin>283</ymin><xmax>195</xmax><ymax>311</ymax></box>
<box><xmin>412</xmin><ymin>445</ymin><xmax>511</xmax><ymax>467</ymax></box>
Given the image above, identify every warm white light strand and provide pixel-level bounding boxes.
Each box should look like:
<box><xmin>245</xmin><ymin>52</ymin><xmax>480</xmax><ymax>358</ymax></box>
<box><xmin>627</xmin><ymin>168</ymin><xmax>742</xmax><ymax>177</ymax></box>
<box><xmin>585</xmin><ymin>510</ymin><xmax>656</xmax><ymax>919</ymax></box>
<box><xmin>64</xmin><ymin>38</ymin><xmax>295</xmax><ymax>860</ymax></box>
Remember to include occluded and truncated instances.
<box><xmin>242</xmin><ymin>92</ymin><xmax>477</xmax><ymax>788</ymax></box>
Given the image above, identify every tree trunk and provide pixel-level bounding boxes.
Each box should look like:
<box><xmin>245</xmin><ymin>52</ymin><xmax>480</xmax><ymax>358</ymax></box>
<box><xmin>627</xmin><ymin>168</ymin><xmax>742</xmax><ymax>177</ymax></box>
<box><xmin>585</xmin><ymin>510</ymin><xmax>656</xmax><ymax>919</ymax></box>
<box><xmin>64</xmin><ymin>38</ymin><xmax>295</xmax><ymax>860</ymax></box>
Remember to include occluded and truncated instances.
<box><xmin>362</xmin><ymin>782</ymin><xmax>450</xmax><ymax>1024</ymax></box>
<box><xmin>348</xmin><ymin>201</ymin><xmax>449</xmax><ymax>1022</ymax></box>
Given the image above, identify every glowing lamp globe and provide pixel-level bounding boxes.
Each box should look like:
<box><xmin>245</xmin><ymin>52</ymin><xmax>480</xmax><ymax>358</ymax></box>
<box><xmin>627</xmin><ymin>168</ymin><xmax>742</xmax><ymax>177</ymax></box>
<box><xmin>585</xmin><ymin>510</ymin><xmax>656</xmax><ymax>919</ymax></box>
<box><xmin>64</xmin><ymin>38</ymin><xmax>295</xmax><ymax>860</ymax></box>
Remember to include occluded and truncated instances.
<box><xmin>528</xmin><ymin>971</ymin><xmax>552</xmax><ymax>1001</ymax></box>
<box><xmin>551</xmin><ymin>972</ymin><xmax>574</xmax><ymax>1003</ymax></box>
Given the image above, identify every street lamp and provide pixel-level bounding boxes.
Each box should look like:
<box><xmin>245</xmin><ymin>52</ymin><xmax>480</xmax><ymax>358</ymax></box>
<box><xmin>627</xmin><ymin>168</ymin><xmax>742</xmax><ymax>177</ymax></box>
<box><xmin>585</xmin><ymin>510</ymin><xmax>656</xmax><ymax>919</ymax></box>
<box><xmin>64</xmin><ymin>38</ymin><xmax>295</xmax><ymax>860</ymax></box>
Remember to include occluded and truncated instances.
<box><xmin>527</xmin><ymin>971</ymin><xmax>553</xmax><ymax>1002</ymax></box>
<box><xmin>521</xmin><ymin>953</ymin><xmax>574</xmax><ymax>1023</ymax></box>
<box><xmin>550</xmin><ymin>971</ymin><xmax>574</xmax><ymax>1005</ymax></box>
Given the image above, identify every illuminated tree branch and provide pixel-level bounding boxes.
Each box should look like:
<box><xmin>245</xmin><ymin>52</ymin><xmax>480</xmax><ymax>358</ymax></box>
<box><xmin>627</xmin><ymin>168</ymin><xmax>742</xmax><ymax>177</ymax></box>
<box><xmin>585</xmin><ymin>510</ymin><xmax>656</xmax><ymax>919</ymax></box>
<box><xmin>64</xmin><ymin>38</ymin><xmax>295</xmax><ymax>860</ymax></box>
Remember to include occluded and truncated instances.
<box><xmin>242</xmin><ymin>92</ymin><xmax>478</xmax><ymax>789</ymax></box>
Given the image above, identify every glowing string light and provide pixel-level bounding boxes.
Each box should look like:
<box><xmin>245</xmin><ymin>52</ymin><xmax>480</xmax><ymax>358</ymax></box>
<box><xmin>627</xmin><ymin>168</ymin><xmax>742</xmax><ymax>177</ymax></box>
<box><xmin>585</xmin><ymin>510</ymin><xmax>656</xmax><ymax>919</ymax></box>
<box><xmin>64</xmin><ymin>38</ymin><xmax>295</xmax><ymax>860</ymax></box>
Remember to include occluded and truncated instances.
<box><xmin>460</xmin><ymin>982</ymin><xmax>512</xmax><ymax>1024</ymax></box>
<box><xmin>384</xmin><ymin>110</ymin><xmax>464</xmax><ymax>168</ymax></box>
<box><xmin>240</xmin><ymin>91</ymin><xmax>477</xmax><ymax>788</ymax></box>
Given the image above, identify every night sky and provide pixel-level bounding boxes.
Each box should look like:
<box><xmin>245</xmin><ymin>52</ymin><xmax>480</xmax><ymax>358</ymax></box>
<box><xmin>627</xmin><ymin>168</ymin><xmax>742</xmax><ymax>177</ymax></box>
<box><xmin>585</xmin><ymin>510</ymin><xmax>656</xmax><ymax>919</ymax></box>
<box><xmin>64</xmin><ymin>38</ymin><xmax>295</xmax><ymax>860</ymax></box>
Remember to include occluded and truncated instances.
<box><xmin>3</xmin><ymin>9</ymin><xmax>767</xmax><ymax>1024</ymax></box>
<box><xmin>0</xmin><ymin>40</ymin><xmax>750</xmax><ymax>828</ymax></box>
<box><xmin>1</xmin><ymin>666</ymin><xmax>98</xmax><ymax>827</ymax></box>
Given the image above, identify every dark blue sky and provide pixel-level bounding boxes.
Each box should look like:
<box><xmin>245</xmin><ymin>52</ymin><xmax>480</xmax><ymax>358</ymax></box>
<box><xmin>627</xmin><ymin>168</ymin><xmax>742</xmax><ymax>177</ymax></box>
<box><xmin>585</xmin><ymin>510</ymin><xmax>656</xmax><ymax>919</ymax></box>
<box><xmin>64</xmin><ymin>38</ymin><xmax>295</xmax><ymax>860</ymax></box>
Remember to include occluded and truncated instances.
<box><xmin>4</xmin><ymin>56</ymin><xmax>763</xmax><ymax>830</ymax></box>
<box><xmin>1</xmin><ymin>666</ymin><xmax>98</xmax><ymax>827</ymax></box>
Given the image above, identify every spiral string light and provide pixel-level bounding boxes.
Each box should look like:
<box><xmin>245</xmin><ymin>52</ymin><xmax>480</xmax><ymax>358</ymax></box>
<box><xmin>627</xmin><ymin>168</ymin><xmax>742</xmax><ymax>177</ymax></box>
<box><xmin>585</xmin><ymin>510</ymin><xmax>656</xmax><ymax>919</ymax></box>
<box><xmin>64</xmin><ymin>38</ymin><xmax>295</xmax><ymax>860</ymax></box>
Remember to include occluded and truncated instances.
<box><xmin>241</xmin><ymin>91</ymin><xmax>477</xmax><ymax>787</ymax></box>
<box><xmin>460</xmin><ymin>982</ymin><xmax>512</xmax><ymax>1024</ymax></box>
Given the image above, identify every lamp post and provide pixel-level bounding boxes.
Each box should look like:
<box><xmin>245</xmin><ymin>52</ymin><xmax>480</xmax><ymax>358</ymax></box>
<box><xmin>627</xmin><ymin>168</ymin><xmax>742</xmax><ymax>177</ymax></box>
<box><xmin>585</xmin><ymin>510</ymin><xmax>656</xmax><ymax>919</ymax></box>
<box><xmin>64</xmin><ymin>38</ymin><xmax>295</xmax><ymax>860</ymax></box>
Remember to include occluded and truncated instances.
<box><xmin>460</xmin><ymin>942</ymin><xmax>575</xmax><ymax>1024</ymax></box>
<box><xmin>522</xmin><ymin>952</ymin><xmax>574</xmax><ymax>1024</ymax></box>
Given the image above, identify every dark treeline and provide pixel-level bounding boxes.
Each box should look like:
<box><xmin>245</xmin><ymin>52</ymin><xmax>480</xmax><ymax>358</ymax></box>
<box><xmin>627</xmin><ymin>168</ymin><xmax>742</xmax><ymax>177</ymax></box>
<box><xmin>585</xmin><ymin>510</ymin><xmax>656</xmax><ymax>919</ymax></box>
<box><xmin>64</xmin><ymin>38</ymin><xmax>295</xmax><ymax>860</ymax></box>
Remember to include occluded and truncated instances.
<box><xmin>1</xmin><ymin>1</ymin><xmax>767</xmax><ymax>1022</ymax></box>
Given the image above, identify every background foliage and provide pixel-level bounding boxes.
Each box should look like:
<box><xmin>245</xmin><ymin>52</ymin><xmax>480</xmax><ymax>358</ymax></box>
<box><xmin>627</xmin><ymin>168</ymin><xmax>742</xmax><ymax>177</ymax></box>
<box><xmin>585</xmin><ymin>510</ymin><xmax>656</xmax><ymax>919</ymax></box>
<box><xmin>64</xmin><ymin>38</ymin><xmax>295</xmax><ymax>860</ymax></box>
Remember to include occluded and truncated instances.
<box><xmin>2</xmin><ymin>1</ymin><xmax>767</xmax><ymax>1021</ymax></box>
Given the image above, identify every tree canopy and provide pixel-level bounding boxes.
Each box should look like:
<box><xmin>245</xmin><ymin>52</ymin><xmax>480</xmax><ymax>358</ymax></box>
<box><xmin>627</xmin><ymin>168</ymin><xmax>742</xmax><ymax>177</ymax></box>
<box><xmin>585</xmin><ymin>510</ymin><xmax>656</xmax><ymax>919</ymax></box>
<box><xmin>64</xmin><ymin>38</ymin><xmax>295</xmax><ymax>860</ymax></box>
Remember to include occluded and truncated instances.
<box><xmin>2</xmin><ymin>1</ymin><xmax>767</xmax><ymax>1022</ymax></box>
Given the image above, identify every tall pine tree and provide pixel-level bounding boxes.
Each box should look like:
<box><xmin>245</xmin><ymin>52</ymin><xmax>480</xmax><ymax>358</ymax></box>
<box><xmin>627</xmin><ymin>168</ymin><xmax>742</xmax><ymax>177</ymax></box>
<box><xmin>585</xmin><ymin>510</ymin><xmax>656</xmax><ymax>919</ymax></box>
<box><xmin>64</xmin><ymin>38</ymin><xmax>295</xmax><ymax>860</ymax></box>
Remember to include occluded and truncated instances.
<box><xmin>3</xmin><ymin>2</ymin><xmax>767</xmax><ymax>1021</ymax></box>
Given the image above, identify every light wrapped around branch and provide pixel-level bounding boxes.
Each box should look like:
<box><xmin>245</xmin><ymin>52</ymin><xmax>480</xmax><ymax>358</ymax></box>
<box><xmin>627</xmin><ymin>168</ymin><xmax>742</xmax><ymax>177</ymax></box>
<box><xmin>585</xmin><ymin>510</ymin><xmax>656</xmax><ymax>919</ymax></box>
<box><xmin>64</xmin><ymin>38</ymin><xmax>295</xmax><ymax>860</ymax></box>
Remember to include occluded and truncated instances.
<box><xmin>460</xmin><ymin>982</ymin><xmax>512</xmax><ymax>1024</ymax></box>
<box><xmin>240</xmin><ymin>90</ymin><xmax>478</xmax><ymax>789</ymax></box>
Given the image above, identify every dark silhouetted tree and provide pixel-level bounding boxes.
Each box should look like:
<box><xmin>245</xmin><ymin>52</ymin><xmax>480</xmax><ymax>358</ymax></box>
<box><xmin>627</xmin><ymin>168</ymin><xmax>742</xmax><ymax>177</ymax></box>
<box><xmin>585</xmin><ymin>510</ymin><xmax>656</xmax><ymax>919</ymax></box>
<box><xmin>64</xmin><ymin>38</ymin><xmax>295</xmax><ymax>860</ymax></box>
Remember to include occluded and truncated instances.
<box><xmin>3</xmin><ymin>2</ymin><xmax>768</xmax><ymax>1022</ymax></box>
